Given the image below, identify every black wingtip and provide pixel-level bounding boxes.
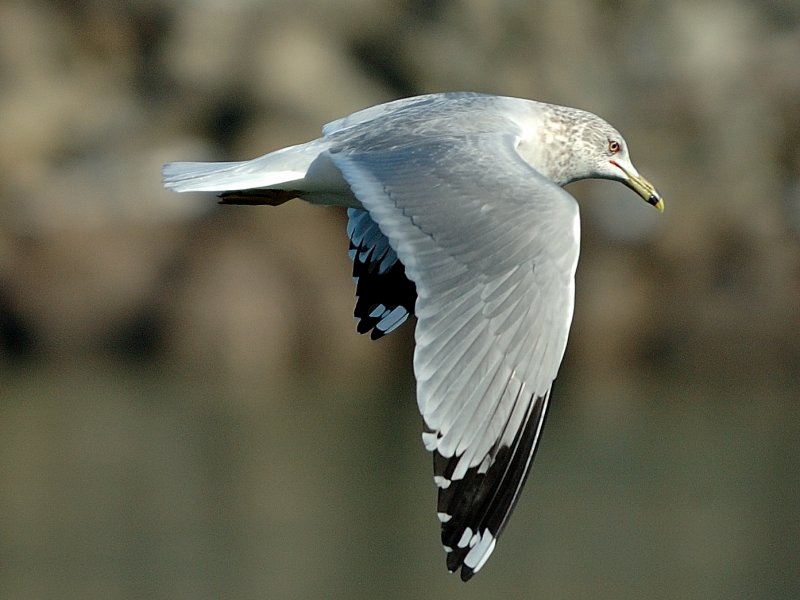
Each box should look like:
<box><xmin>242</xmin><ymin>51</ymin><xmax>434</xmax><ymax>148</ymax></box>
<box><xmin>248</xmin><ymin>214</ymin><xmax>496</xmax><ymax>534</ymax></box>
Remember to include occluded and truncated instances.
<box><xmin>446</xmin><ymin>564</ymin><xmax>475</xmax><ymax>582</ymax></box>
<box><xmin>347</xmin><ymin>209</ymin><xmax>419</xmax><ymax>339</ymax></box>
<box><xmin>445</xmin><ymin>545</ymin><xmax>477</xmax><ymax>582</ymax></box>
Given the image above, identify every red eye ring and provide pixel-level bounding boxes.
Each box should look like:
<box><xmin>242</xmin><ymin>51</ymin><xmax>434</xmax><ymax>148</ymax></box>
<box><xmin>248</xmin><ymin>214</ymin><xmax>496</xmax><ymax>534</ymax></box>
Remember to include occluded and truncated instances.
<box><xmin>608</xmin><ymin>140</ymin><xmax>621</xmax><ymax>154</ymax></box>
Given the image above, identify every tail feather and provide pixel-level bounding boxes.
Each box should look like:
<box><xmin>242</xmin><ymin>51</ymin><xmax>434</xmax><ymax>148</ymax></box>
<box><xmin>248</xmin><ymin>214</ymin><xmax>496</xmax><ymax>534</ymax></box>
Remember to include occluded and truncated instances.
<box><xmin>162</xmin><ymin>139</ymin><xmax>326</xmax><ymax>193</ymax></box>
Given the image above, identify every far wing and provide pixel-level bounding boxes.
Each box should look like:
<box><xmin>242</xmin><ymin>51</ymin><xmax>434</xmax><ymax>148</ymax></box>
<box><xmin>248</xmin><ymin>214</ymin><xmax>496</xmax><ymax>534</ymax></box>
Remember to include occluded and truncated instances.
<box><xmin>347</xmin><ymin>208</ymin><xmax>416</xmax><ymax>339</ymax></box>
<box><xmin>330</xmin><ymin>133</ymin><xmax>580</xmax><ymax>580</ymax></box>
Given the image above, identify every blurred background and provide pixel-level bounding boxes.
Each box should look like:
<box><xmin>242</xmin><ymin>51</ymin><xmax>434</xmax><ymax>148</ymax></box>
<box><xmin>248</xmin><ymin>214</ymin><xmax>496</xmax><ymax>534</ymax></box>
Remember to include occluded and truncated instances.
<box><xmin>1</xmin><ymin>0</ymin><xmax>799</xmax><ymax>598</ymax></box>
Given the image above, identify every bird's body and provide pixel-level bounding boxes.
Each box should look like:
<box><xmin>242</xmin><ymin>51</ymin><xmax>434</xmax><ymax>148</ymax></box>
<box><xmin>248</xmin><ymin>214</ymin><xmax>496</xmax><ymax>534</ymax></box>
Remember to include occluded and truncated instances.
<box><xmin>163</xmin><ymin>92</ymin><xmax>662</xmax><ymax>580</ymax></box>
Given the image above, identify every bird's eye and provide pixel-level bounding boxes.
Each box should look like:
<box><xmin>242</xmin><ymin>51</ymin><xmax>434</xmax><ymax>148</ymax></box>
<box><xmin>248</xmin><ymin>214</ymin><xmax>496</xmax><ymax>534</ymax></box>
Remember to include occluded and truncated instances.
<box><xmin>608</xmin><ymin>140</ymin><xmax>621</xmax><ymax>154</ymax></box>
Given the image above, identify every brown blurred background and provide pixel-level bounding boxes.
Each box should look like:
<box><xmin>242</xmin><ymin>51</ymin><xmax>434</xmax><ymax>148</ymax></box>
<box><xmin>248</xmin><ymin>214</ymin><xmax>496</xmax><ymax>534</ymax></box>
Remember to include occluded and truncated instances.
<box><xmin>1</xmin><ymin>1</ymin><xmax>799</xmax><ymax>598</ymax></box>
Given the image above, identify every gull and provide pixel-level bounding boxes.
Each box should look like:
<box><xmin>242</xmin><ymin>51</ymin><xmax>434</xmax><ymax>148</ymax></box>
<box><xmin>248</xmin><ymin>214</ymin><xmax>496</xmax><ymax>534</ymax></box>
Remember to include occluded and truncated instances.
<box><xmin>162</xmin><ymin>92</ymin><xmax>663</xmax><ymax>581</ymax></box>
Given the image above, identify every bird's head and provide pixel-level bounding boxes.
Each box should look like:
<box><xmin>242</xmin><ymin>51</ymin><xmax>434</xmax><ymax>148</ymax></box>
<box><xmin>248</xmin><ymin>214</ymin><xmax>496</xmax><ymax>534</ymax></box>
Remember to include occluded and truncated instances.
<box><xmin>579</xmin><ymin>119</ymin><xmax>664</xmax><ymax>212</ymax></box>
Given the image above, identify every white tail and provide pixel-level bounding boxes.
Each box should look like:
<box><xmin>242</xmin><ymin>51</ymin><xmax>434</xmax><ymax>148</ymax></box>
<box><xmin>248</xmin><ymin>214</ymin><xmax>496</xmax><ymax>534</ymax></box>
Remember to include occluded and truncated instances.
<box><xmin>162</xmin><ymin>139</ymin><xmax>328</xmax><ymax>193</ymax></box>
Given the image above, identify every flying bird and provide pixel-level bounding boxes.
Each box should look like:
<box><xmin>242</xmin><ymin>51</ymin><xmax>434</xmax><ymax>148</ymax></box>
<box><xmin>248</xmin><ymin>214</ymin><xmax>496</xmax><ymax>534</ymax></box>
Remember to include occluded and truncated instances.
<box><xmin>163</xmin><ymin>92</ymin><xmax>663</xmax><ymax>581</ymax></box>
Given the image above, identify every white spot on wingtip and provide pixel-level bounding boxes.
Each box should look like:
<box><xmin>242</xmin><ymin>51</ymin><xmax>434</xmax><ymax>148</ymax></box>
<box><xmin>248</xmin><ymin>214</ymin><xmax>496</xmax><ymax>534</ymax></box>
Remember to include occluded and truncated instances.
<box><xmin>443</xmin><ymin>545</ymin><xmax>453</xmax><ymax>553</ymax></box>
<box><xmin>473</xmin><ymin>538</ymin><xmax>497</xmax><ymax>573</ymax></box>
<box><xmin>421</xmin><ymin>432</ymin><xmax>437</xmax><ymax>451</ymax></box>
<box><xmin>433</xmin><ymin>475</ymin><xmax>451</xmax><ymax>489</ymax></box>
<box><xmin>437</xmin><ymin>512</ymin><xmax>452</xmax><ymax>523</ymax></box>
<box><xmin>463</xmin><ymin>530</ymin><xmax>497</xmax><ymax>572</ymax></box>
<box><xmin>379</xmin><ymin>310</ymin><xmax>408</xmax><ymax>333</ymax></box>
<box><xmin>457</xmin><ymin>527</ymin><xmax>473</xmax><ymax>548</ymax></box>
<box><xmin>477</xmin><ymin>454</ymin><xmax>492</xmax><ymax>475</ymax></box>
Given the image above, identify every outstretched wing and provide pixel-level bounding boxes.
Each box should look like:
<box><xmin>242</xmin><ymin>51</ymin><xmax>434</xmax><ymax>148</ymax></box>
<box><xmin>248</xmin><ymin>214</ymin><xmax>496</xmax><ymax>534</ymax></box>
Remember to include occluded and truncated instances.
<box><xmin>330</xmin><ymin>132</ymin><xmax>580</xmax><ymax>580</ymax></box>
